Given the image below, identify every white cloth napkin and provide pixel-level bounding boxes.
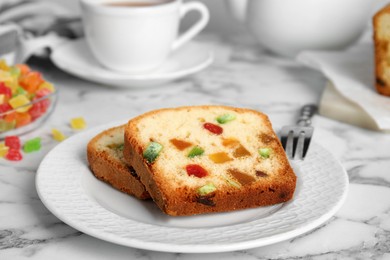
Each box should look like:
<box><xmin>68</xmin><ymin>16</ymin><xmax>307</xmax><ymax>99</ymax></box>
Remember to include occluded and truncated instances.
<box><xmin>297</xmin><ymin>42</ymin><xmax>390</xmax><ymax>131</ymax></box>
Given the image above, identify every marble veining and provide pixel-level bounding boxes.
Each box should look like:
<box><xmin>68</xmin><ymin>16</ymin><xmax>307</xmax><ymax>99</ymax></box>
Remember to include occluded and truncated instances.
<box><xmin>1</xmin><ymin>33</ymin><xmax>390</xmax><ymax>259</ymax></box>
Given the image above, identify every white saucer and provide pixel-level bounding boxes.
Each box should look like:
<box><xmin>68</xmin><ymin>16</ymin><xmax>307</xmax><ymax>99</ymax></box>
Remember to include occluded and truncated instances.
<box><xmin>50</xmin><ymin>39</ymin><xmax>213</xmax><ymax>88</ymax></box>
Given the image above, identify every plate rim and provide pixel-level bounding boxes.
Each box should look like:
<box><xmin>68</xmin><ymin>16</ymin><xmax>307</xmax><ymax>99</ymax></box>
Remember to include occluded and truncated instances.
<box><xmin>36</xmin><ymin>120</ymin><xmax>349</xmax><ymax>253</ymax></box>
<box><xmin>50</xmin><ymin>39</ymin><xmax>214</xmax><ymax>88</ymax></box>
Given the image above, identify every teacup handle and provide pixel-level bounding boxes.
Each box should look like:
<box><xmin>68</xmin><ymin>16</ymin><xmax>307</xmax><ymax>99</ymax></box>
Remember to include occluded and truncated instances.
<box><xmin>172</xmin><ymin>1</ymin><xmax>209</xmax><ymax>51</ymax></box>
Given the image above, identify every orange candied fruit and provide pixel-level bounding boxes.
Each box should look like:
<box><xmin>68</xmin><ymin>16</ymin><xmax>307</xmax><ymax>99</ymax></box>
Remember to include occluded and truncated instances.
<box><xmin>208</xmin><ymin>152</ymin><xmax>232</xmax><ymax>163</ymax></box>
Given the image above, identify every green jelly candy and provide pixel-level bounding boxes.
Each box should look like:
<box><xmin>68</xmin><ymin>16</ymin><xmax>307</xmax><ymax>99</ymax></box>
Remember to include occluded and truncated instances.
<box><xmin>16</xmin><ymin>87</ymin><xmax>27</xmax><ymax>96</ymax></box>
<box><xmin>188</xmin><ymin>146</ymin><xmax>204</xmax><ymax>158</ymax></box>
<box><xmin>10</xmin><ymin>66</ymin><xmax>21</xmax><ymax>78</ymax></box>
<box><xmin>0</xmin><ymin>120</ymin><xmax>16</xmax><ymax>132</ymax></box>
<box><xmin>258</xmin><ymin>148</ymin><xmax>271</xmax><ymax>158</ymax></box>
<box><xmin>197</xmin><ymin>183</ymin><xmax>217</xmax><ymax>196</ymax></box>
<box><xmin>23</xmin><ymin>137</ymin><xmax>41</xmax><ymax>153</ymax></box>
<box><xmin>143</xmin><ymin>142</ymin><xmax>163</xmax><ymax>164</ymax></box>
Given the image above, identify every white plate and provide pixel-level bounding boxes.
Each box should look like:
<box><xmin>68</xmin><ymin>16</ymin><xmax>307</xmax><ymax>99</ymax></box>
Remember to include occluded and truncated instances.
<box><xmin>36</xmin><ymin>121</ymin><xmax>348</xmax><ymax>253</ymax></box>
<box><xmin>50</xmin><ymin>39</ymin><xmax>213</xmax><ymax>88</ymax></box>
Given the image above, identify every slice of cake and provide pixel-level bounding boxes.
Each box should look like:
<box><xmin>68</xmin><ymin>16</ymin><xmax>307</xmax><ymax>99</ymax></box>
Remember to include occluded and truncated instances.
<box><xmin>374</xmin><ymin>5</ymin><xmax>390</xmax><ymax>96</ymax></box>
<box><xmin>123</xmin><ymin>106</ymin><xmax>296</xmax><ymax>216</ymax></box>
<box><xmin>87</xmin><ymin>125</ymin><xmax>150</xmax><ymax>200</ymax></box>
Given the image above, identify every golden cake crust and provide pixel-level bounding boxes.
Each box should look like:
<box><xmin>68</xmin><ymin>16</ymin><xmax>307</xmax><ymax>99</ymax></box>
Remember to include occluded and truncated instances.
<box><xmin>123</xmin><ymin>105</ymin><xmax>296</xmax><ymax>216</ymax></box>
<box><xmin>87</xmin><ymin>125</ymin><xmax>150</xmax><ymax>200</ymax></box>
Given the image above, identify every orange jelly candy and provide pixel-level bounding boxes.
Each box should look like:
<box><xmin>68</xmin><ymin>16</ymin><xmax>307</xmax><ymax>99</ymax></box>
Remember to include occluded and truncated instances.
<box><xmin>15</xmin><ymin>112</ymin><xmax>32</xmax><ymax>127</ymax></box>
<box><xmin>15</xmin><ymin>64</ymin><xmax>30</xmax><ymax>75</ymax></box>
<box><xmin>19</xmin><ymin>72</ymin><xmax>44</xmax><ymax>93</ymax></box>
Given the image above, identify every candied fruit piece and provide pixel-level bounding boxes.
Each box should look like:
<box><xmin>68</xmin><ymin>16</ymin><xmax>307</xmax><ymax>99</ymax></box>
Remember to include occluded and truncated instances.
<box><xmin>258</xmin><ymin>148</ymin><xmax>272</xmax><ymax>158</ymax></box>
<box><xmin>256</xmin><ymin>170</ymin><xmax>268</xmax><ymax>177</ymax></box>
<box><xmin>203</xmin><ymin>122</ymin><xmax>223</xmax><ymax>135</ymax></box>
<box><xmin>224</xmin><ymin>176</ymin><xmax>241</xmax><ymax>188</ymax></box>
<box><xmin>5</xmin><ymin>136</ymin><xmax>21</xmax><ymax>149</ymax></box>
<box><xmin>52</xmin><ymin>128</ymin><xmax>66</xmax><ymax>142</ymax></box>
<box><xmin>0</xmin><ymin>82</ymin><xmax>12</xmax><ymax>98</ymax></box>
<box><xmin>15</xmin><ymin>64</ymin><xmax>30</xmax><ymax>75</ymax></box>
<box><xmin>228</xmin><ymin>169</ymin><xmax>256</xmax><ymax>185</ymax></box>
<box><xmin>170</xmin><ymin>138</ymin><xmax>192</xmax><ymax>150</ymax></box>
<box><xmin>23</xmin><ymin>137</ymin><xmax>41</xmax><ymax>153</ymax></box>
<box><xmin>197</xmin><ymin>183</ymin><xmax>216</xmax><ymax>196</ymax></box>
<box><xmin>6</xmin><ymin>149</ymin><xmax>22</xmax><ymax>161</ymax></box>
<box><xmin>187</xmin><ymin>146</ymin><xmax>204</xmax><ymax>158</ymax></box>
<box><xmin>143</xmin><ymin>142</ymin><xmax>163</xmax><ymax>164</ymax></box>
<box><xmin>0</xmin><ymin>119</ymin><xmax>16</xmax><ymax>131</ymax></box>
<box><xmin>233</xmin><ymin>144</ymin><xmax>251</xmax><ymax>158</ymax></box>
<box><xmin>15</xmin><ymin>112</ymin><xmax>32</xmax><ymax>128</ymax></box>
<box><xmin>186</xmin><ymin>164</ymin><xmax>208</xmax><ymax>178</ymax></box>
<box><xmin>222</xmin><ymin>138</ymin><xmax>239</xmax><ymax>147</ymax></box>
<box><xmin>208</xmin><ymin>152</ymin><xmax>232</xmax><ymax>163</ymax></box>
<box><xmin>216</xmin><ymin>113</ymin><xmax>236</xmax><ymax>124</ymax></box>
<box><xmin>8</xmin><ymin>95</ymin><xmax>32</xmax><ymax>113</ymax></box>
<box><xmin>19</xmin><ymin>71</ymin><xmax>44</xmax><ymax>93</ymax></box>
<box><xmin>70</xmin><ymin>117</ymin><xmax>87</xmax><ymax>130</ymax></box>
<box><xmin>0</xmin><ymin>143</ymin><xmax>9</xmax><ymax>157</ymax></box>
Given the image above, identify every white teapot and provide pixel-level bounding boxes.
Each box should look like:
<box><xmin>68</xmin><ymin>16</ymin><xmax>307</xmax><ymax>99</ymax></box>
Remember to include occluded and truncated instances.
<box><xmin>227</xmin><ymin>0</ymin><xmax>376</xmax><ymax>57</ymax></box>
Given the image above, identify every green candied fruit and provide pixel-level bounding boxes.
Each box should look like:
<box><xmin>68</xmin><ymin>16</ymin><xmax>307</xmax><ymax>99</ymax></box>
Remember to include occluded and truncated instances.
<box><xmin>225</xmin><ymin>177</ymin><xmax>241</xmax><ymax>188</ymax></box>
<box><xmin>197</xmin><ymin>183</ymin><xmax>217</xmax><ymax>196</ymax></box>
<box><xmin>188</xmin><ymin>146</ymin><xmax>204</xmax><ymax>158</ymax></box>
<box><xmin>23</xmin><ymin>137</ymin><xmax>41</xmax><ymax>153</ymax></box>
<box><xmin>258</xmin><ymin>148</ymin><xmax>272</xmax><ymax>158</ymax></box>
<box><xmin>143</xmin><ymin>142</ymin><xmax>163</xmax><ymax>164</ymax></box>
<box><xmin>216</xmin><ymin>114</ymin><xmax>236</xmax><ymax>124</ymax></box>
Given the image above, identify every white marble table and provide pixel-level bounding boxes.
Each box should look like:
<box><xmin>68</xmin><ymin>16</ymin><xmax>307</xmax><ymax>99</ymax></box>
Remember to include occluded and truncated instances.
<box><xmin>1</xmin><ymin>33</ymin><xmax>390</xmax><ymax>260</ymax></box>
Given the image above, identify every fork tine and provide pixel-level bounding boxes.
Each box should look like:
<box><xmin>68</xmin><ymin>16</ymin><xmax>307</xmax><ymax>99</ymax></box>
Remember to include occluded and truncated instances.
<box><xmin>302</xmin><ymin>133</ymin><xmax>312</xmax><ymax>159</ymax></box>
<box><xmin>295</xmin><ymin>130</ymin><xmax>305</xmax><ymax>159</ymax></box>
<box><xmin>285</xmin><ymin>130</ymin><xmax>294</xmax><ymax>159</ymax></box>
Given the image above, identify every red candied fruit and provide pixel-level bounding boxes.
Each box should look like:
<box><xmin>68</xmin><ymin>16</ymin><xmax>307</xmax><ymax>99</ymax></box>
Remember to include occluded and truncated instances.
<box><xmin>203</xmin><ymin>122</ymin><xmax>223</xmax><ymax>135</ymax></box>
<box><xmin>6</xmin><ymin>149</ymin><xmax>23</xmax><ymax>161</ymax></box>
<box><xmin>0</xmin><ymin>82</ymin><xmax>12</xmax><ymax>98</ymax></box>
<box><xmin>186</xmin><ymin>164</ymin><xmax>208</xmax><ymax>178</ymax></box>
<box><xmin>0</xmin><ymin>103</ymin><xmax>12</xmax><ymax>119</ymax></box>
<box><xmin>5</xmin><ymin>136</ymin><xmax>21</xmax><ymax>150</ymax></box>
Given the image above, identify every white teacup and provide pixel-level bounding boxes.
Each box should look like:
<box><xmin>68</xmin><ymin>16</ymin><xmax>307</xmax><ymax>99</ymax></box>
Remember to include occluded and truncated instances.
<box><xmin>80</xmin><ymin>0</ymin><xmax>209</xmax><ymax>74</ymax></box>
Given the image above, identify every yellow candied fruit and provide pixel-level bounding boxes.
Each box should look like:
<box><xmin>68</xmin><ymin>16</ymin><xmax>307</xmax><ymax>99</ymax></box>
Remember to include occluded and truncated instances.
<box><xmin>38</xmin><ymin>82</ymin><xmax>55</xmax><ymax>92</ymax></box>
<box><xmin>208</xmin><ymin>152</ymin><xmax>232</xmax><ymax>164</ymax></box>
<box><xmin>0</xmin><ymin>94</ymin><xmax>4</xmax><ymax>104</ymax></box>
<box><xmin>70</xmin><ymin>117</ymin><xmax>86</xmax><ymax>130</ymax></box>
<box><xmin>8</xmin><ymin>95</ymin><xmax>32</xmax><ymax>112</ymax></box>
<box><xmin>0</xmin><ymin>59</ymin><xmax>10</xmax><ymax>71</ymax></box>
<box><xmin>0</xmin><ymin>143</ymin><xmax>9</xmax><ymax>157</ymax></box>
<box><xmin>0</xmin><ymin>70</ymin><xmax>13</xmax><ymax>83</ymax></box>
<box><xmin>51</xmin><ymin>128</ymin><xmax>66</xmax><ymax>142</ymax></box>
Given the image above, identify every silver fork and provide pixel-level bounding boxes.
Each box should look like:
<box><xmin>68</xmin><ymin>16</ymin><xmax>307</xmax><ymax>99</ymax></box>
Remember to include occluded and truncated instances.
<box><xmin>280</xmin><ymin>104</ymin><xmax>317</xmax><ymax>160</ymax></box>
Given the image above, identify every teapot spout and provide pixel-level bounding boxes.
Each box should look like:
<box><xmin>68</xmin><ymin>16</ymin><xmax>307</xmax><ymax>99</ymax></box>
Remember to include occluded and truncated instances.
<box><xmin>226</xmin><ymin>0</ymin><xmax>247</xmax><ymax>23</ymax></box>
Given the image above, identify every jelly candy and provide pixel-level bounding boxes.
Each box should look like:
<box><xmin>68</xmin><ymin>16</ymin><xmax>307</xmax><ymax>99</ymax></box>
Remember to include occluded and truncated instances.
<box><xmin>19</xmin><ymin>71</ymin><xmax>44</xmax><ymax>93</ymax></box>
<box><xmin>0</xmin><ymin>94</ymin><xmax>4</xmax><ymax>105</ymax></box>
<box><xmin>15</xmin><ymin>64</ymin><xmax>30</xmax><ymax>75</ymax></box>
<box><xmin>51</xmin><ymin>128</ymin><xmax>66</xmax><ymax>142</ymax></box>
<box><xmin>8</xmin><ymin>95</ymin><xmax>32</xmax><ymax>112</ymax></box>
<box><xmin>37</xmin><ymin>82</ymin><xmax>55</xmax><ymax>92</ymax></box>
<box><xmin>23</xmin><ymin>137</ymin><xmax>41</xmax><ymax>153</ymax></box>
<box><xmin>0</xmin><ymin>59</ymin><xmax>10</xmax><ymax>71</ymax></box>
<box><xmin>5</xmin><ymin>149</ymin><xmax>22</xmax><ymax>161</ymax></box>
<box><xmin>186</xmin><ymin>164</ymin><xmax>208</xmax><ymax>178</ymax></box>
<box><xmin>70</xmin><ymin>117</ymin><xmax>87</xmax><ymax>130</ymax></box>
<box><xmin>0</xmin><ymin>82</ymin><xmax>12</xmax><ymax>98</ymax></box>
<box><xmin>0</xmin><ymin>103</ymin><xmax>12</xmax><ymax>119</ymax></box>
<box><xmin>203</xmin><ymin>122</ymin><xmax>223</xmax><ymax>135</ymax></box>
<box><xmin>0</xmin><ymin>120</ymin><xmax>16</xmax><ymax>131</ymax></box>
<box><xmin>0</xmin><ymin>142</ymin><xmax>9</xmax><ymax>157</ymax></box>
<box><xmin>15</xmin><ymin>112</ymin><xmax>31</xmax><ymax>128</ymax></box>
<box><xmin>5</xmin><ymin>136</ymin><xmax>21</xmax><ymax>149</ymax></box>
<box><xmin>143</xmin><ymin>142</ymin><xmax>163</xmax><ymax>164</ymax></box>
<box><xmin>35</xmin><ymin>88</ymin><xmax>51</xmax><ymax>98</ymax></box>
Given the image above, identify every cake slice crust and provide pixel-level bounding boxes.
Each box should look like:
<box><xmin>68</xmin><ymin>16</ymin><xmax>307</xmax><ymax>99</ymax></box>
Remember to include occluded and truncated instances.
<box><xmin>124</xmin><ymin>106</ymin><xmax>296</xmax><ymax>216</ymax></box>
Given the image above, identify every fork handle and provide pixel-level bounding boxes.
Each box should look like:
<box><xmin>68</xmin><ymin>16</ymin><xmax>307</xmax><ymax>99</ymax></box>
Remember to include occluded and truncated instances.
<box><xmin>297</xmin><ymin>104</ymin><xmax>317</xmax><ymax>126</ymax></box>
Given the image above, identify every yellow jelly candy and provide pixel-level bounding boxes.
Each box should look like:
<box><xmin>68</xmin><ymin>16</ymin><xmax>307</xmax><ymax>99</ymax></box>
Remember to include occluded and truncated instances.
<box><xmin>70</xmin><ymin>117</ymin><xmax>86</xmax><ymax>130</ymax></box>
<box><xmin>0</xmin><ymin>59</ymin><xmax>10</xmax><ymax>71</ymax></box>
<box><xmin>8</xmin><ymin>95</ymin><xmax>32</xmax><ymax>113</ymax></box>
<box><xmin>52</xmin><ymin>128</ymin><xmax>66</xmax><ymax>142</ymax></box>
<box><xmin>0</xmin><ymin>142</ymin><xmax>9</xmax><ymax>157</ymax></box>
<box><xmin>0</xmin><ymin>94</ymin><xmax>4</xmax><ymax>104</ymax></box>
<box><xmin>38</xmin><ymin>82</ymin><xmax>55</xmax><ymax>92</ymax></box>
<box><xmin>0</xmin><ymin>71</ymin><xmax>13</xmax><ymax>84</ymax></box>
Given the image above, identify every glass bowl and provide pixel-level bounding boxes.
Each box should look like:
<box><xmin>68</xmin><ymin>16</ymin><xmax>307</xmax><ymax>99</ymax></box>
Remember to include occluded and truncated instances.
<box><xmin>0</xmin><ymin>90</ymin><xmax>58</xmax><ymax>139</ymax></box>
